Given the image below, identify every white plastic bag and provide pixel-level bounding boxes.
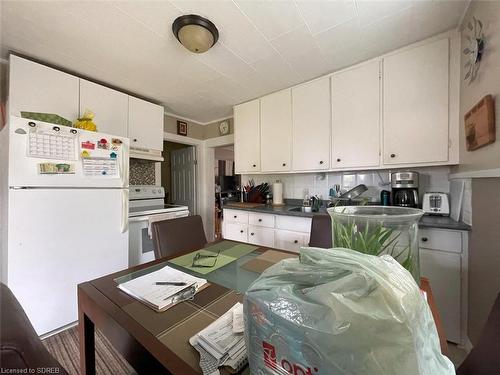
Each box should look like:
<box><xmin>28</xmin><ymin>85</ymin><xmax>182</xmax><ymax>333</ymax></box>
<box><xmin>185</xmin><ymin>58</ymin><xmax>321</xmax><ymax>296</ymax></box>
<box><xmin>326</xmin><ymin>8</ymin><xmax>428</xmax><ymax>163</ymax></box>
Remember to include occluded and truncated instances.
<box><xmin>244</xmin><ymin>247</ymin><xmax>455</xmax><ymax>375</ymax></box>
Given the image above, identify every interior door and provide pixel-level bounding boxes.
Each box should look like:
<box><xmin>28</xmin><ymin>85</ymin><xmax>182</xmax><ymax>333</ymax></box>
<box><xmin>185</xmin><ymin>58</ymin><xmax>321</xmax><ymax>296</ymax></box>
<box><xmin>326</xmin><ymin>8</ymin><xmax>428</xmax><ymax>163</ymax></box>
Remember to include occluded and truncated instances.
<box><xmin>171</xmin><ymin>146</ymin><xmax>196</xmax><ymax>214</ymax></box>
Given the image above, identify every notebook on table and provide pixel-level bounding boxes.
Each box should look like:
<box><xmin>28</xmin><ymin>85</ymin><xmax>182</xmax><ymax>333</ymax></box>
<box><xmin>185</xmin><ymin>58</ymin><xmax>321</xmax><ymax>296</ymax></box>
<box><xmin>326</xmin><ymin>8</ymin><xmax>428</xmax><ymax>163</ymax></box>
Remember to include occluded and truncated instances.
<box><xmin>117</xmin><ymin>265</ymin><xmax>207</xmax><ymax>312</ymax></box>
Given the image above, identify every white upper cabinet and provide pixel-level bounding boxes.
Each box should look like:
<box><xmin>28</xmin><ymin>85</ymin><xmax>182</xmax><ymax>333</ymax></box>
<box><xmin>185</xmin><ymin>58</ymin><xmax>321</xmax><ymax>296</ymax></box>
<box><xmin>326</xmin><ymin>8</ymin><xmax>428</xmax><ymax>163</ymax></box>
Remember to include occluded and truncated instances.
<box><xmin>234</xmin><ymin>99</ymin><xmax>261</xmax><ymax>173</ymax></box>
<box><xmin>79</xmin><ymin>79</ymin><xmax>128</xmax><ymax>137</ymax></box>
<box><xmin>9</xmin><ymin>56</ymin><xmax>79</xmax><ymax>121</ymax></box>
<box><xmin>383</xmin><ymin>38</ymin><xmax>449</xmax><ymax>165</ymax></box>
<box><xmin>332</xmin><ymin>60</ymin><xmax>381</xmax><ymax>169</ymax></box>
<box><xmin>292</xmin><ymin>78</ymin><xmax>330</xmax><ymax>171</ymax></box>
<box><xmin>128</xmin><ymin>96</ymin><xmax>164</xmax><ymax>151</ymax></box>
<box><xmin>260</xmin><ymin>90</ymin><xmax>292</xmax><ymax>172</ymax></box>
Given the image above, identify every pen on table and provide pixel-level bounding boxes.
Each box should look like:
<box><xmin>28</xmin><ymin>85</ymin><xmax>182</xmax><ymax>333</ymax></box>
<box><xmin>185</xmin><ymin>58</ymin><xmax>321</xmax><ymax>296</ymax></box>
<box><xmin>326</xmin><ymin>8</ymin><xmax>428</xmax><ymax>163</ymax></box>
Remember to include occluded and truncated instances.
<box><xmin>155</xmin><ymin>282</ymin><xmax>187</xmax><ymax>286</ymax></box>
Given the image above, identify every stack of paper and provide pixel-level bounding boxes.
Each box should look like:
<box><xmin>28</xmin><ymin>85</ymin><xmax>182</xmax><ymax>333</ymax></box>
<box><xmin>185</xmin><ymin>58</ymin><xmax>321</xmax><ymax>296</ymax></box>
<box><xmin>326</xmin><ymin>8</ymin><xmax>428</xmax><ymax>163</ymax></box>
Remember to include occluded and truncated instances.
<box><xmin>117</xmin><ymin>265</ymin><xmax>207</xmax><ymax>312</ymax></box>
<box><xmin>190</xmin><ymin>303</ymin><xmax>247</xmax><ymax>374</ymax></box>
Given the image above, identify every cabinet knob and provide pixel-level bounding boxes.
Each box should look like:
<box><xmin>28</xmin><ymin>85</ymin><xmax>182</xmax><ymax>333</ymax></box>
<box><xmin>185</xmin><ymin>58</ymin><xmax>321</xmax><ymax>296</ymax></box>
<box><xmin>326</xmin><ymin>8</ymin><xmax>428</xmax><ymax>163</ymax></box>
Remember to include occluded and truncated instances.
<box><xmin>250</xmin><ymin>232</ymin><xmax>254</xmax><ymax>236</ymax></box>
<box><xmin>252</xmin><ymin>164</ymin><xmax>256</xmax><ymax>168</ymax></box>
<box><xmin>240</xmin><ymin>230</ymin><xmax>244</xmax><ymax>233</ymax></box>
<box><xmin>133</xmin><ymin>139</ymin><xmax>138</xmax><ymax>142</ymax></box>
<box><xmin>390</xmin><ymin>153</ymin><xmax>396</xmax><ymax>158</ymax></box>
<box><xmin>421</xmin><ymin>237</ymin><xmax>428</xmax><ymax>242</ymax></box>
<box><xmin>233</xmin><ymin>215</ymin><xmax>237</xmax><ymax>218</ymax></box>
<box><xmin>294</xmin><ymin>240</ymin><xmax>298</xmax><ymax>244</ymax></box>
<box><xmin>282</xmin><ymin>163</ymin><xmax>286</xmax><ymax>167</ymax></box>
<box><xmin>258</xmin><ymin>219</ymin><xmax>262</xmax><ymax>222</ymax></box>
<box><xmin>336</xmin><ymin>158</ymin><xmax>341</xmax><ymax>162</ymax></box>
<box><xmin>319</xmin><ymin>161</ymin><xmax>324</xmax><ymax>164</ymax></box>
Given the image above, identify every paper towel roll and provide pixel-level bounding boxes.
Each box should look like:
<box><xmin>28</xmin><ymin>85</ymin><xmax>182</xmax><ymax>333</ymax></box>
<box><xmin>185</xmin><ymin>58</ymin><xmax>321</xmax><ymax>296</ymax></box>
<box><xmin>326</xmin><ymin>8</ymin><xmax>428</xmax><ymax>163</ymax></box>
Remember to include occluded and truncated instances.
<box><xmin>273</xmin><ymin>182</ymin><xmax>283</xmax><ymax>205</ymax></box>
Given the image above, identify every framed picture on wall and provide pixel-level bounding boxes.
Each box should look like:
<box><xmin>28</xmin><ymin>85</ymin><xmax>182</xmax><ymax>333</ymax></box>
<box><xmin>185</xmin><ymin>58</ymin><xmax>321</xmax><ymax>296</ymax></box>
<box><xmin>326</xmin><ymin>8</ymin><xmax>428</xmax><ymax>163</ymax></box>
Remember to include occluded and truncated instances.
<box><xmin>177</xmin><ymin>120</ymin><xmax>187</xmax><ymax>136</ymax></box>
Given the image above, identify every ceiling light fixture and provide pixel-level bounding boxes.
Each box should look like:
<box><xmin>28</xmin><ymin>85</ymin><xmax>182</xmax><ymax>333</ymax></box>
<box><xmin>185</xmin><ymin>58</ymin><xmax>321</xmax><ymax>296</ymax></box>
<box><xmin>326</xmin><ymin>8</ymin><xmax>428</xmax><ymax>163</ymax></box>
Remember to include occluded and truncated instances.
<box><xmin>172</xmin><ymin>14</ymin><xmax>219</xmax><ymax>54</ymax></box>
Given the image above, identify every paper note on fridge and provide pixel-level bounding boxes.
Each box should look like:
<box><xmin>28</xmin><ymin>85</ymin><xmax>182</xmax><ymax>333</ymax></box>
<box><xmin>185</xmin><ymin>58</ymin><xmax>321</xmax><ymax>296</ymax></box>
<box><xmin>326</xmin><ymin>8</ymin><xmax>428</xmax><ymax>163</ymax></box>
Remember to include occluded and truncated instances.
<box><xmin>82</xmin><ymin>158</ymin><xmax>118</xmax><ymax>177</ymax></box>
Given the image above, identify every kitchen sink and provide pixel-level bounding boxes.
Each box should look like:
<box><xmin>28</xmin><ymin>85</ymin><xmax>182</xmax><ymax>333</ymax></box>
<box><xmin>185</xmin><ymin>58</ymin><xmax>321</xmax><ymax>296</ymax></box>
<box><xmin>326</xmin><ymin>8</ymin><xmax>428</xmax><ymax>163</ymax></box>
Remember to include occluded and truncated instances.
<box><xmin>288</xmin><ymin>206</ymin><xmax>307</xmax><ymax>212</ymax></box>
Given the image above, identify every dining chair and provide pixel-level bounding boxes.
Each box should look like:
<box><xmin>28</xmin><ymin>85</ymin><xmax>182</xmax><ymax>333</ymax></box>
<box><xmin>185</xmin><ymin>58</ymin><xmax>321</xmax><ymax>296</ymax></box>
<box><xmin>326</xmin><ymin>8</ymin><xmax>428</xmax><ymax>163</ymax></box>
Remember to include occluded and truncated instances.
<box><xmin>308</xmin><ymin>214</ymin><xmax>333</xmax><ymax>248</ymax></box>
<box><xmin>456</xmin><ymin>291</ymin><xmax>500</xmax><ymax>374</ymax></box>
<box><xmin>151</xmin><ymin>215</ymin><xmax>207</xmax><ymax>259</ymax></box>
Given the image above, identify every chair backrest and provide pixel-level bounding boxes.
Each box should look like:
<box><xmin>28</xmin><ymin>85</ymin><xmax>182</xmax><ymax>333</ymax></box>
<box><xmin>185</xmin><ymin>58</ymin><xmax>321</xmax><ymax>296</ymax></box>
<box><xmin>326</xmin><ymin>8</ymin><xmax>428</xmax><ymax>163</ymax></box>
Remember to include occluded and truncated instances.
<box><xmin>151</xmin><ymin>215</ymin><xmax>207</xmax><ymax>259</ymax></box>
<box><xmin>457</xmin><ymin>291</ymin><xmax>500</xmax><ymax>374</ymax></box>
<box><xmin>309</xmin><ymin>214</ymin><xmax>333</xmax><ymax>248</ymax></box>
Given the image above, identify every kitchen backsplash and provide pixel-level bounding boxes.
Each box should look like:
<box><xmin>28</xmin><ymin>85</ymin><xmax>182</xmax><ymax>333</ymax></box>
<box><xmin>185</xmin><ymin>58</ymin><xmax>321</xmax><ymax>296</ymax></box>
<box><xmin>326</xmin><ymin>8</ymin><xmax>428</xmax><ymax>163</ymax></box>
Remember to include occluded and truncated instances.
<box><xmin>130</xmin><ymin>158</ymin><xmax>156</xmax><ymax>185</ymax></box>
<box><xmin>242</xmin><ymin>166</ymin><xmax>451</xmax><ymax>202</ymax></box>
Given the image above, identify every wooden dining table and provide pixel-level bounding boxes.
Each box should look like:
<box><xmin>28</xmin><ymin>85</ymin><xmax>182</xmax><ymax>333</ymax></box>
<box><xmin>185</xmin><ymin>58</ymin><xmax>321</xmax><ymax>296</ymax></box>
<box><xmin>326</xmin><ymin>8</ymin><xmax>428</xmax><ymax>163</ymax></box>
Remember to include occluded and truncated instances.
<box><xmin>78</xmin><ymin>240</ymin><xmax>447</xmax><ymax>375</ymax></box>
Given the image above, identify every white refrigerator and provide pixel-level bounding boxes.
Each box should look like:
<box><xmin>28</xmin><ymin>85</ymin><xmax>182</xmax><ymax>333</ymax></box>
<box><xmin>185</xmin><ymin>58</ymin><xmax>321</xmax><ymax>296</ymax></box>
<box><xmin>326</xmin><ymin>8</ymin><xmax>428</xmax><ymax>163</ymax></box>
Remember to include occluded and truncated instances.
<box><xmin>2</xmin><ymin>116</ymin><xmax>129</xmax><ymax>336</ymax></box>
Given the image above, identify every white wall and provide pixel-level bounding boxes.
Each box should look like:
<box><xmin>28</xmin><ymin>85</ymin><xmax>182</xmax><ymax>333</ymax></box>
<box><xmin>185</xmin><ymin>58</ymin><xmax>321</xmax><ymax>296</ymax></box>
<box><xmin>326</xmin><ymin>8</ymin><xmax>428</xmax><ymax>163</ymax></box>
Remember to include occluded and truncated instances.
<box><xmin>243</xmin><ymin>166</ymin><xmax>451</xmax><ymax>202</ymax></box>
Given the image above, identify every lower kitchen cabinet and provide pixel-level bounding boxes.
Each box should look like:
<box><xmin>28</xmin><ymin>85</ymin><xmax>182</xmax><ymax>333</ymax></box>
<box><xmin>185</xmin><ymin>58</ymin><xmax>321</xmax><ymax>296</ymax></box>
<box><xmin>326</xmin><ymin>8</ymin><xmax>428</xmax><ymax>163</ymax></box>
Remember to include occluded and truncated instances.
<box><xmin>222</xmin><ymin>209</ymin><xmax>311</xmax><ymax>253</ymax></box>
<box><xmin>418</xmin><ymin>228</ymin><xmax>468</xmax><ymax>345</ymax></box>
<box><xmin>248</xmin><ymin>226</ymin><xmax>274</xmax><ymax>247</ymax></box>
<box><xmin>225</xmin><ymin>222</ymin><xmax>248</xmax><ymax>243</ymax></box>
<box><xmin>275</xmin><ymin>230</ymin><xmax>310</xmax><ymax>253</ymax></box>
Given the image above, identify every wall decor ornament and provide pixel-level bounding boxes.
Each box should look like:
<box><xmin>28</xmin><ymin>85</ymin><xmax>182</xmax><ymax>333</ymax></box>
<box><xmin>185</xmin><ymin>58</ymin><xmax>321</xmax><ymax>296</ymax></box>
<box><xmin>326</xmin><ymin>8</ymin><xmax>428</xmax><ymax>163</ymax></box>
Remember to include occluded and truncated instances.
<box><xmin>463</xmin><ymin>16</ymin><xmax>485</xmax><ymax>84</ymax></box>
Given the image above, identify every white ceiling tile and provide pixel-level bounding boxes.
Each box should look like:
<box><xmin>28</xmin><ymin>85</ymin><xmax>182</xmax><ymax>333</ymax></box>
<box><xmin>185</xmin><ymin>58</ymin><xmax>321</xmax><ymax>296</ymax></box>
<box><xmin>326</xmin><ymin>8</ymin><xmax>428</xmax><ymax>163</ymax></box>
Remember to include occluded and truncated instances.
<box><xmin>355</xmin><ymin>0</ymin><xmax>415</xmax><ymax>27</ymax></box>
<box><xmin>296</xmin><ymin>0</ymin><xmax>356</xmax><ymax>35</ymax></box>
<box><xmin>1</xmin><ymin>0</ymin><xmax>468</xmax><ymax>123</ymax></box>
<box><xmin>234</xmin><ymin>0</ymin><xmax>305</xmax><ymax>40</ymax></box>
<box><xmin>196</xmin><ymin>43</ymin><xmax>256</xmax><ymax>81</ymax></box>
<box><xmin>112</xmin><ymin>1</ymin><xmax>181</xmax><ymax>39</ymax></box>
<box><xmin>360</xmin><ymin>6</ymin><xmax>413</xmax><ymax>56</ymax></box>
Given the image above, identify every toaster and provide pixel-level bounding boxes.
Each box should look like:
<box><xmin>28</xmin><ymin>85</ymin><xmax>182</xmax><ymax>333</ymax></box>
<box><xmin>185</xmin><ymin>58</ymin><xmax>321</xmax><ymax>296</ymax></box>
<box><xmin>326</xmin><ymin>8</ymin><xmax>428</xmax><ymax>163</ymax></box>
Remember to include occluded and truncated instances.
<box><xmin>422</xmin><ymin>192</ymin><xmax>450</xmax><ymax>216</ymax></box>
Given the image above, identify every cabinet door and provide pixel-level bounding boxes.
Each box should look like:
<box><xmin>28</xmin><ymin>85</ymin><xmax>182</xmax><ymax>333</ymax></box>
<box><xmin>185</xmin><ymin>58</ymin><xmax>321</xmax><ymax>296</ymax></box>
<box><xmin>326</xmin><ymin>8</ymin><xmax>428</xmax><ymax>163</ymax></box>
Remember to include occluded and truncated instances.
<box><xmin>292</xmin><ymin>78</ymin><xmax>330</xmax><ymax>171</ymax></box>
<box><xmin>128</xmin><ymin>96</ymin><xmax>164</xmax><ymax>151</ymax></box>
<box><xmin>275</xmin><ymin>230</ymin><xmax>309</xmax><ymax>253</ymax></box>
<box><xmin>225</xmin><ymin>223</ymin><xmax>248</xmax><ymax>243</ymax></box>
<box><xmin>383</xmin><ymin>38</ymin><xmax>449</xmax><ymax>165</ymax></box>
<box><xmin>260</xmin><ymin>90</ymin><xmax>292</xmax><ymax>172</ymax></box>
<box><xmin>332</xmin><ymin>60</ymin><xmax>381</xmax><ymax>168</ymax></box>
<box><xmin>79</xmin><ymin>79</ymin><xmax>128</xmax><ymax>137</ymax></box>
<box><xmin>234</xmin><ymin>99</ymin><xmax>260</xmax><ymax>173</ymax></box>
<box><xmin>9</xmin><ymin>55</ymin><xmax>79</xmax><ymax>121</ymax></box>
<box><xmin>420</xmin><ymin>248</ymin><xmax>461</xmax><ymax>343</ymax></box>
<box><xmin>248</xmin><ymin>226</ymin><xmax>274</xmax><ymax>247</ymax></box>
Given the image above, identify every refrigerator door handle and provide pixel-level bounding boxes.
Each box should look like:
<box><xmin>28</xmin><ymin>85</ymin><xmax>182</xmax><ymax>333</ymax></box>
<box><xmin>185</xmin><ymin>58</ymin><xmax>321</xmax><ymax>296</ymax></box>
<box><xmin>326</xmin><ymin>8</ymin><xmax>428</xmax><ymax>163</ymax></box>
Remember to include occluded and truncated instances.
<box><xmin>121</xmin><ymin>189</ymin><xmax>129</xmax><ymax>233</ymax></box>
<box><xmin>120</xmin><ymin>143</ymin><xmax>129</xmax><ymax>188</ymax></box>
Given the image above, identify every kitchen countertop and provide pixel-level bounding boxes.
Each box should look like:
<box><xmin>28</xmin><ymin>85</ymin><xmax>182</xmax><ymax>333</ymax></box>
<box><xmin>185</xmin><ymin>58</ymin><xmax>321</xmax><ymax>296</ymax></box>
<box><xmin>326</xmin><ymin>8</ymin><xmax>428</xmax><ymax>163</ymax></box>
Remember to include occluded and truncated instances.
<box><xmin>223</xmin><ymin>203</ymin><xmax>471</xmax><ymax>231</ymax></box>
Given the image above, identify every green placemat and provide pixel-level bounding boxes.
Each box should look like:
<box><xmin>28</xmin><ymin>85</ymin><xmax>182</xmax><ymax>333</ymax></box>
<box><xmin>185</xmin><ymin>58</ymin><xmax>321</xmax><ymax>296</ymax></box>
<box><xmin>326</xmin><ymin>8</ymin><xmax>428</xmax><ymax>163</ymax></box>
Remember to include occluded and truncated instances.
<box><xmin>169</xmin><ymin>241</ymin><xmax>258</xmax><ymax>275</ymax></box>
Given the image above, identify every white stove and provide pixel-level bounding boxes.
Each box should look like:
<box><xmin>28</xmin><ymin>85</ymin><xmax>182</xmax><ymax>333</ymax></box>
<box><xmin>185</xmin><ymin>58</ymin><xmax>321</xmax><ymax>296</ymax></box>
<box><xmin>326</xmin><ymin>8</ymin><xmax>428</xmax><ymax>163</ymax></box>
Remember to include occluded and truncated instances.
<box><xmin>128</xmin><ymin>185</ymin><xmax>189</xmax><ymax>266</ymax></box>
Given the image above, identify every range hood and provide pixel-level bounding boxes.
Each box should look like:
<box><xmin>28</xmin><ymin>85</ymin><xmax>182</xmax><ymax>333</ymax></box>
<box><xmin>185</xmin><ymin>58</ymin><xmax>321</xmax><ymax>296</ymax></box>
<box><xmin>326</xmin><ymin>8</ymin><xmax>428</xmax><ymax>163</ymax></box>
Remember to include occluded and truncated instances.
<box><xmin>130</xmin><ymin>146</ymin><xmax>164</xmax><ymax>161</ymax></box>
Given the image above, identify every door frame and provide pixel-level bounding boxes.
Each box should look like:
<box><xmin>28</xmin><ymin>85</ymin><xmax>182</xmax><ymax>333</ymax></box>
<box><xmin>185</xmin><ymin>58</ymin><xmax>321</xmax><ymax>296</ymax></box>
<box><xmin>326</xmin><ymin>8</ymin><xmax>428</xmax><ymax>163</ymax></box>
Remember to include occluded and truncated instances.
<box><xmin>162</xmin><ymin>132</ymin><xmax>234</xmax><ymax>241</ymax></box>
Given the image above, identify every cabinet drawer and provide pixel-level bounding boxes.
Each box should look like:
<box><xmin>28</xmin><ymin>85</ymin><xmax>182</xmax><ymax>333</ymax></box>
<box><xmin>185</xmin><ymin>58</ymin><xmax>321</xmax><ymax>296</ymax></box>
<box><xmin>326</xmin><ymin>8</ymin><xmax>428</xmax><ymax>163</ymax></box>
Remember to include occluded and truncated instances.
<box><xmin>248</xmin><ymin>226</ymin><xmax>274</xmax><ymax>248</ymax></box>
<box><xmin>248</xmin><ymin>212</ymin><xmax>275</xmax><ymax>228</ymax></box>
<box><xmin>224</xmin><ymin>209</ymin><xmax>249</xmax><ymax>224</ymax></box>
<box><xmin>275</xmin><ymin>215</ymin><xmax>312</xmax><ymax>233</ymax></box>
<box><xmin>225</xmin><ymin>223</ymin><xmax>248</xmax><ymax>242</ymax></box>
<box><xmin>419</xmin><ymin>229</ymin><xmax>462</xmax><ymax>253</ymax></box>
<box><xmin>275</xmin><ymin>230</ymin><xmax>309</xmax><ymax>253</ymax></box>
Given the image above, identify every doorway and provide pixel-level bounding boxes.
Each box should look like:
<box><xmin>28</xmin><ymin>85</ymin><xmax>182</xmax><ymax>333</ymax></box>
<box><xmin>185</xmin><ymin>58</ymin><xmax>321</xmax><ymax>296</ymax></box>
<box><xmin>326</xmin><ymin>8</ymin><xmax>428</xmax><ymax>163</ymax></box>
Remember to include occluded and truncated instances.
<box><xmin>214</xmin><ymin>145</ymin><xmax>240</xmax><ymax>239</ymax></box>
<box><xmin>161</xmin><ymin>141</ymin><xmax>196</xmax><ymax>215</ymax></box>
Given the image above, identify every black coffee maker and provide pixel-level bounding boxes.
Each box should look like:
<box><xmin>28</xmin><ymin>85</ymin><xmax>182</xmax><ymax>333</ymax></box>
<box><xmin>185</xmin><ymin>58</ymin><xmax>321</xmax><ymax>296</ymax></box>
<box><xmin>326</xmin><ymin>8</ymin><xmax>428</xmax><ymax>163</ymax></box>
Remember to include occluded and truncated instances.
<box><xmin>391</xmin><ymin>171</ymin><xmax>419</xmax><ymax>208</ymax></box>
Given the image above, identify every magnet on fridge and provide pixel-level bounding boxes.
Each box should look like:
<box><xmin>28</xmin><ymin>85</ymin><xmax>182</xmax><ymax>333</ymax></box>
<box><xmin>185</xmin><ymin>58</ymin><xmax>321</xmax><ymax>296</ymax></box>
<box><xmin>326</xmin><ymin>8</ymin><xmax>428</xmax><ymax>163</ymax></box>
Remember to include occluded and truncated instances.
<box><xmin>81</xmin><ymin>150</ymin><xmax>90</xmax><ymax>158</ymax></box>
<box><xmin>81</xmin><ymin>141</ymin><xmax>95</xmax><ymax>150</ymax></box>
<box><xmin>101</xmin><ymin>170</ymin><xmax>107</xmax><ymax>175</ymax></box>
<box><xmin>109</xmin><ymin>152</ymin><xmax>117</xmax><ymax>159</ymax></box>
<box><xmin>97</xmin><ymin>138</ymin><xmax>109</xmax><ymax>150</ymax></box>
<box><xmin>111</xmin><ymin>145</ymin><xmax>118</xmax><ymax>151</ymax></box>
<box><xmin>111</xmin><ymin>138</ymin><xmax>123</xmax><ymax>146</ymax></box>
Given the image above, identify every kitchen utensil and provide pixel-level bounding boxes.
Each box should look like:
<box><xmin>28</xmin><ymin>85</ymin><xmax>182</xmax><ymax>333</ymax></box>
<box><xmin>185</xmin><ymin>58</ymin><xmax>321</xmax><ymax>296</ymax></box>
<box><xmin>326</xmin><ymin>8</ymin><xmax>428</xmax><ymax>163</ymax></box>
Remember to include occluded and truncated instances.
<box><xmin>339</xmin><ymin>184</ymin><xmax>368</xmax><ymax>200</ymax></box>
<box><xmin>422</xmin><ymin>193</ymin><xmax>450</xmax><ymax>216</ymax></box>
